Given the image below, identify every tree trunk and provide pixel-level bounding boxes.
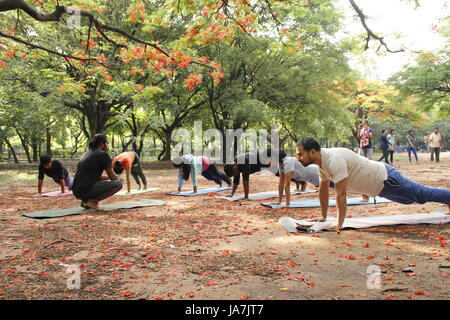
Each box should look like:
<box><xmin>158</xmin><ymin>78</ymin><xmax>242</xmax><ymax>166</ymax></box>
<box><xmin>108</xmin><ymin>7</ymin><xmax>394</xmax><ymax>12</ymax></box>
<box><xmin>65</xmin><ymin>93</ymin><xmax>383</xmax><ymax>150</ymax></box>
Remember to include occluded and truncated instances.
<box><xmin>160</xmin><ymin>130</ymin><xmax>172</xmax><ymax>161</ymax></box>
<box><xmin>32</xmin><ymin>140</ymin><xmax>38</xmax><ymax>162</ymax></box>
<box><xmin>45</xmin><ymin>126</ymin><xmax>52</xmax><ymax>156</ymax></box>
<box><xmin>3</xmin><ymin>138</ymin><xmax>19</xmax><ymax>163</ymax></box>
<box><xmin>15</xmin><ymin>129</ymin><xmax>32</xmax><ymax>163</ymax></box>
<box><xmin>220</xmin><ymin>129</ymin><xmax>238</xmax><ymax>165</ymax></box>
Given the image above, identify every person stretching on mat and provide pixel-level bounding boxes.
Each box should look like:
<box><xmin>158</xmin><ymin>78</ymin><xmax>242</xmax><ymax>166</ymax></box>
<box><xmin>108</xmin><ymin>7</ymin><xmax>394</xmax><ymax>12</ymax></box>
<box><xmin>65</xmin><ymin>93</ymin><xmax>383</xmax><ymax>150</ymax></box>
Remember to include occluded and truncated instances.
<box><xmin>172</xmin><ymin>154</ymin><xmax>231</xmax><ymax>194</ymax></box>
<box><xmin>72</xmin><ymin>134</ymin><xmax>122</xmax><ymax>211</ymax></box>
<box><xmin>274</xmin><ymin>150</ymin><xmax>323</xmax><ymax>207</ymax></box>
<box><xmin>275</xmin><ymin>170</ymin><xmax>308</xmax><ymax>192</ymax></box>
<box><xmin>224</xmin><ymin>149</ymin><xmax>277</xmax><ymax>199</ymax></box>
<box><xmin>112</xmin><ymin>151</ymin><xmax>147</xmax><ymax>194</ymax></box>
<box><xmin>296</xmin><ymin>136</ymin><xmax>450</xmax><ymax>233</ymax></box>
<box><xmin>37</xmin><ymin>155</ymin><xmax>73</xmax><ymax>195</ymax></box>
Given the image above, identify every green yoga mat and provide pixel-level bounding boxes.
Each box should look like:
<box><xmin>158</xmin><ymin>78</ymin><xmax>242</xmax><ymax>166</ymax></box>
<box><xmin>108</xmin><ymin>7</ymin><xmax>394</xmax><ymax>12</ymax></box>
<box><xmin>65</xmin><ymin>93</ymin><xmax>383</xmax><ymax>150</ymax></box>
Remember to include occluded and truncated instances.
<box><xmin>115</xmin><ymin>188</ymin><xmax>159</xmax><ymax>196</ymax></box>
<box><xmin>22</xmin><ymin>199</ymin><xmax>167</xmax><ymax>219</ymax></box>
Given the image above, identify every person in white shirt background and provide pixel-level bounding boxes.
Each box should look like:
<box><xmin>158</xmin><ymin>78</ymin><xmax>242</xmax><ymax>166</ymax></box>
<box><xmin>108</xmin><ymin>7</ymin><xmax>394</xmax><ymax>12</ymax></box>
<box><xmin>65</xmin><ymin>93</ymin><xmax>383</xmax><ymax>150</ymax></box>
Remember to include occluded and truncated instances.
<box><xmin>429</xmin><ymin>128</ymin><xmax>443</xmax><ymax>163</ymax></box>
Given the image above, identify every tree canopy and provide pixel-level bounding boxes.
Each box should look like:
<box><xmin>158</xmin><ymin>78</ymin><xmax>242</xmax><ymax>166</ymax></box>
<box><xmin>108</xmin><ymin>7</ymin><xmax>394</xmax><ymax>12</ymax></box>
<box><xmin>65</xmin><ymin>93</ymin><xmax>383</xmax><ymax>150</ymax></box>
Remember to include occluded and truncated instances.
<box><xmin>0</xmin><ymin>0</ymin><xmax>447</xmax><ymax>162</ymax></box>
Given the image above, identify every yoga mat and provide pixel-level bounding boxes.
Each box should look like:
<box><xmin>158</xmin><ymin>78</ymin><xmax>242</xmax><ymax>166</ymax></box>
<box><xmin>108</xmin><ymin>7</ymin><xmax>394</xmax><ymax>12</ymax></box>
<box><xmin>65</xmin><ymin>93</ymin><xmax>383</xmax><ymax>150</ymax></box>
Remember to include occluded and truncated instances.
<box><xmin>279</xmin><ymin>211</ymin><xmax>450</xmax><ymax>233</ymax></box>
<box><xmin>166</xmin><ymin>186</ymin><xmax>231</xmax><ymax>197</ymax></box>
<box><xmin>215</xmin><ymin>189</ymin><xmax>317</xmax><ymax>202</ymax></box>
<box><xmin>262</xmin><ymin>196</ymin><xmax>391</xmax><ymax>209</ymax></box>
<box><xmin>115</xmin><ymin>188</ymin><xmax>159</xmax><ymax>196</ymax></box>
<box><xmin>34</xmin><ymin>190</ymin><xmax>73</xmax><ymax>197</ymax></box>
<box><xmin>22</xmin><ymin>199</ymin><xmax>167</xmax><ymax>219</ymax></box>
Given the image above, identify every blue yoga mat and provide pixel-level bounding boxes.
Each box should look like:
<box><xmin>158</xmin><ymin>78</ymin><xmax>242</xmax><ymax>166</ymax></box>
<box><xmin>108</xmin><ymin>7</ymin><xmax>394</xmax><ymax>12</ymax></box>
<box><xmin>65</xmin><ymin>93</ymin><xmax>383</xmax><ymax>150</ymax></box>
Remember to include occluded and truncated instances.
<box><xmin>261</xmin><ymin>197</ymin><xmax>392</xmax><ymax>209</ymax></box>
<box><xmin>166</xmin><ymin>186</ymin><xmax>231</xmax><ymax>197</ymax></box>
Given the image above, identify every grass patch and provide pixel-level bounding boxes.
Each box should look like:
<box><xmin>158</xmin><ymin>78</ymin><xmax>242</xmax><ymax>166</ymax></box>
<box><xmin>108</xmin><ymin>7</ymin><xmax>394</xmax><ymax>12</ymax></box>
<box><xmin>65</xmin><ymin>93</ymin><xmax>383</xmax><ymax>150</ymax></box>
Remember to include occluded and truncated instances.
<box><xmin>0</xmin><ymin>171</ymin><xmax>36</xmax><ymax>185</ymax></box>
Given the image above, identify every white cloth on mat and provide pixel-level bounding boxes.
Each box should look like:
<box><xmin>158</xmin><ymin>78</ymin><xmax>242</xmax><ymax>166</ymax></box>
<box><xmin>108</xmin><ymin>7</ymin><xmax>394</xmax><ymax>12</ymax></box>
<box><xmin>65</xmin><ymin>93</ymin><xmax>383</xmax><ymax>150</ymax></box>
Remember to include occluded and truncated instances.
<box><xmin>279</xmin><ymin>211</ymin><xmax>450</xmax><ymax>233</ymax></box>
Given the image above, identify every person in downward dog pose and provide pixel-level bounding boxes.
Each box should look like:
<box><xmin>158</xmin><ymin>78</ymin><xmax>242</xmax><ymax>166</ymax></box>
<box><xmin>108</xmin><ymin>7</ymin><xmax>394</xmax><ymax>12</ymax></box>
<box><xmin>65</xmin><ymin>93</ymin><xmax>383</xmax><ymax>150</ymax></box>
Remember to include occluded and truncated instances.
<box><xmin>112</xmin><ymin>151</ymin><xmax>147</xmax><ymax>194</ymax></box>
<box><xmin>172</xmin><ymin>154</ymin><xmax>231</xmax><ymax>194</ymax></box>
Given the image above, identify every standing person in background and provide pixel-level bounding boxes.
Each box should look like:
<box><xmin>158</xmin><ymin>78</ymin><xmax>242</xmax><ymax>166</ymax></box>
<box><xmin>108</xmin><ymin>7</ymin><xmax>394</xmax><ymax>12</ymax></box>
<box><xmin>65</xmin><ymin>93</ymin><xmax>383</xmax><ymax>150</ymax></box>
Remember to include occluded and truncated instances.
<box><xmin>424</xmin><ymin>134</ymin><xmax>430</xmax><ymax>153</ymax></box>
<box><xmin>37</xmin><ymin>155</ymin><xmax>73</xmax><ymax>195</ymax></box>
<box><xmin>429</xmin><ymin>128</ymin><xmax>443</xmax><ymax>163</ymax></box>
<box><xmin>406</xmin><ymin>130</ymin><xmax>419</xmax><ymax>164</ymax></box>
<box><xmin>357</xmin><ymin>120</ymin><xmax>374</xmax><ymax>160</ymax></box>
<box><xmin>378</xmin><ymin>129</ymin><xmax>391</xmax><ymax>164</ymax></box>
<box><xmin>356</xmin><ymin>120</ymin><xmax>373</xmax><ymax>201</ymax></box>
<box><xmin>72</xmin><ymin>134</ymin><xmax>122</xmax><ymax>210</ymax></box>
<box><xmin>112</xmin><ymin>151</ymin><xmax>147</xmax><ymax>194</ymax></box>
<box><xmin>387</xmin><ymin>129</ymin><xmax>398</xmax><ymax>164</ymax></box>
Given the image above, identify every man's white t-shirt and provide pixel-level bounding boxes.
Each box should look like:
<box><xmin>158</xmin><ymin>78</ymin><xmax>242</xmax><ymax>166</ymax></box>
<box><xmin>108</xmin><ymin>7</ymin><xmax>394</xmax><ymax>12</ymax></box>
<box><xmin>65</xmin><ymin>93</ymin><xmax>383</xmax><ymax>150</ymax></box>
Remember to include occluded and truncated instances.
<box><xmin>280</xmin><ymin>157</ymin><xmax>320</xmax><ymax>187</ymax></box>
<box><xmin>319</xmin><ymin>148</ymin><xmax>388</xmax><ymax>197</ymax></box>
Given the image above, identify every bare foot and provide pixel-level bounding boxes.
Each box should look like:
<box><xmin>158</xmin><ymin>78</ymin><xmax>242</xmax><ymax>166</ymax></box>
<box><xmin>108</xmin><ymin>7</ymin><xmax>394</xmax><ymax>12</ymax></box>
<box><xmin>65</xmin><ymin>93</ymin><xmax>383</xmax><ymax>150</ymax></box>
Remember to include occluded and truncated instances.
<box><xmin>80</xmin><ymin>201</ymin><xmax>89</xmax><ymax>209</ymax></box>
<box><xmin>85</xmin><ymin>201</ymin><xmax>104</xmax><ymax>211</ymax></box>
<box><xmin>360</xmin><ymin>196</ymin><xmax>369</xmax><ymax>202</ymax></box>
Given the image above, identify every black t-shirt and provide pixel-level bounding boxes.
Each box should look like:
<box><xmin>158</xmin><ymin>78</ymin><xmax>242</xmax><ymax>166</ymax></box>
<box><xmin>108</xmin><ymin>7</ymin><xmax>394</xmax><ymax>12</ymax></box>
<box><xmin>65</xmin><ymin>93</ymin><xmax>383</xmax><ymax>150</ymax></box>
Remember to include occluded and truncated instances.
<box><xmin>72</xmin><ymin>150</ymin><xmax>112</xmax><ymax>198</ymax></box>
<box><xmin>38</xmin><ymin>160</ymin><xmax>69</xmax><ymax>183</ymax></box>
<box><xmin>233</xmin><ymin>151</ymin><xmax>271</xmax><ymax>185</ymax></box>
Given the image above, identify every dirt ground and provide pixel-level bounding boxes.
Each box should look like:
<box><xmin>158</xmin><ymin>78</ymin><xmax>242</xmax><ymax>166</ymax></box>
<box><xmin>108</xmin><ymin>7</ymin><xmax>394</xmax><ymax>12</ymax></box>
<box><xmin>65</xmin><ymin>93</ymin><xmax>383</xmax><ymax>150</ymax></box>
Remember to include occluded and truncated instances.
<box><xmin>0</xmin><ymin>151</ymin><xmax>449</xmax><ymax>300</ymax></box>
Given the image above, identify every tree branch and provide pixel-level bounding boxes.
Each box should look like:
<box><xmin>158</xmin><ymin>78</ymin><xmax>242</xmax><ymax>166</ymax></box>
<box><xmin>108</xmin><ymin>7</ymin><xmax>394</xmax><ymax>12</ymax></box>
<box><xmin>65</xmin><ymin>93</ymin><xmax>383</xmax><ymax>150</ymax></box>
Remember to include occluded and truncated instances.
<box><xmin>0</xmin><ymin>30</ymin><xmax>98</xmax><ymax>63</ymax></box>
<box><xmin>349</xmin><ymin>0</ymin><xmax>404</xmax><ymax>53</ymax></box>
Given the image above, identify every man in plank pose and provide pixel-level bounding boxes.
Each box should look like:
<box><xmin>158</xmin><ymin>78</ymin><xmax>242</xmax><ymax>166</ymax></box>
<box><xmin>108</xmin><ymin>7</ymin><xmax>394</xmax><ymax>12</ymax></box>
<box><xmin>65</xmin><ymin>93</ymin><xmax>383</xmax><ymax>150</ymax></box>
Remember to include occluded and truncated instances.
<box><xmin>224</xmin><ymin>149</ymin><xmax>277</xmax><ymax>199</ymax></box>
<box><xmin>72</xmin><ymin>134</ymin><xmax>122</xmax><ymax>210</ymax></box>
<box><xmin>296</xmin><ymin>137</ymin><xmax>450</xmax><ymax>232</ymax></box>
<box><xmin>37</xmin><ymin>155</ymin><xmax>73</xmax><ymax>195</ymax></box>
<box><xmin>273</xmin><ymin>150</ymin><xmax>323</xmax><ymax>207</ymax></box>
<box><xmin>113</xmin><ymin>151</ymin><xmax>147</xmax><ymax>194</ymax></box>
